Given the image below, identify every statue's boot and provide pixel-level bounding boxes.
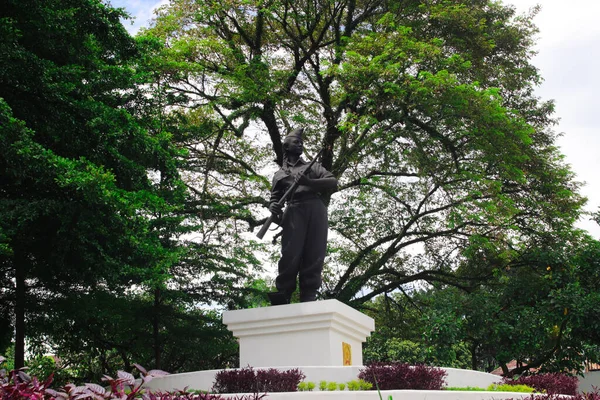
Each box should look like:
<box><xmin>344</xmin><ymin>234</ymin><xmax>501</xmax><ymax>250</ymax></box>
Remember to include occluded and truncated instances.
<box><xmin>299</xmin><ymin>291</ymin><xmax>317</xmax><ymax>302</ymax></box>
<box><xmin>268</xmin><ymin>292</ymin><xmax>291</xmax><ymax>306</ymax></box>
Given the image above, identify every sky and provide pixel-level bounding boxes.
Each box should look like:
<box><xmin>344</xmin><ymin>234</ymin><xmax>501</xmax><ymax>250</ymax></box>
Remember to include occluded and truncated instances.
<box><xmin>109</xmin><ymin>0</ymin><xmax>600</xmax><ymax>237</ymax></box>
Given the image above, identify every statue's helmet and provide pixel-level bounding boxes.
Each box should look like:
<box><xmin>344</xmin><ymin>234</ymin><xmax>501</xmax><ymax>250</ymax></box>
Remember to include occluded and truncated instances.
<box><xmin>284</xmin><ymin>127</ymin><xmax>304</xmax><ymax>142</ymax></box>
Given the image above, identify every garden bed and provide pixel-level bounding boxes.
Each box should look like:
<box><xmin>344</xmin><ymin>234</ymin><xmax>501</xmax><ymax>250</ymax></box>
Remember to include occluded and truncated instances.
<box><xmin>144</xmin><ymin>366</ymin><xmax>502</xmax><ymax>393</ymax></box>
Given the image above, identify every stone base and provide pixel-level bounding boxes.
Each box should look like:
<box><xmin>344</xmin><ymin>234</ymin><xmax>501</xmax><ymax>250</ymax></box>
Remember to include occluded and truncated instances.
<box><xmin>222</xmin><ymin>299</ymin><xmax>375</xmax><ymax>367</ymax></box>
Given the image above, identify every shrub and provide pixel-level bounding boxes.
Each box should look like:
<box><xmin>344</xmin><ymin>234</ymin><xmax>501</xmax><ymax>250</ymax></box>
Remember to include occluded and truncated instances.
<box><xmin>503</xmin><ymin>373</ymin><xmax>579</xmax><ymax>396</ymax></box>
<box><xmin>326</xmin><ymin>381</ymin><xmax>338</xmax><ymax>391</ymax></box>
<box><xmin>212</xmin><ymin>367</ymin><xmax>304</xmax><ymax>394</ymax></box>
<box><xmin>445</xmin><ymin>385</ymin><xmax>535</xmax><ymax>393</ymax></box>
<box><xmin>347</xmin><ymin>379</ymin><xmax>373</xmax><ymax>391</ymax></box>
<box><xmin>359</xmin><ymin>362</ymin><xmax>447</xmax><ymax>390</ymax></box>
<box><xmin>319</xmin><ymin>380</ymin><xmax>328</xmax><ymax>391</ymax></box>
<box><xmin>256</xmin><ymin>368</ymin><xmax>304</xmax><ymax>393</ymax></box>
<box><xmin>297</xmin><ymin>381</ymin><xmax>316</xmax><ymax>392</ymax></box>
<box><xmin>338</xmin><ymin>383</ymin><xmax>346</xmax><ymax>391</ymax></box>
<box><xmin>488</xmin><ymin>383</ymin><xmax>535</xmax><ymax>393</ymax></box>
<box><xmin>359</xmin><ymin>379</ymin><xmax>373</xmax><ymax>390</ymax></box>
<box><xmin>212</xmin><ymin>367</ymin><xmax>256</xmax><ymax>394</ymax></box>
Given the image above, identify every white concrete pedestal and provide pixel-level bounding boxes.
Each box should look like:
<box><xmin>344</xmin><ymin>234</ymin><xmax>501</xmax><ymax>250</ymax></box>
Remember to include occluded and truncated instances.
<box><xmin>223</xmin><ymin>299</ymin><xmax>375</xmax><ymax>367</ymax></box>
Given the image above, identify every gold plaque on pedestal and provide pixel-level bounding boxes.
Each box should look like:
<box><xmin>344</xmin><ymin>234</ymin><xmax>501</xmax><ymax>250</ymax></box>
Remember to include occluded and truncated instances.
<box><xmin>342</xmin><ymin>342</ymin><xmax>352</xmax><ymax>365</ymax></box>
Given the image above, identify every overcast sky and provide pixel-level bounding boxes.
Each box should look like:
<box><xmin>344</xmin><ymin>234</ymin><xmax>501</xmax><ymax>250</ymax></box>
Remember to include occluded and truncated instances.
<box><xmin>109</xmin><ymin>0</ymin><xmax>600</xmax><ymax>237</ymax></box>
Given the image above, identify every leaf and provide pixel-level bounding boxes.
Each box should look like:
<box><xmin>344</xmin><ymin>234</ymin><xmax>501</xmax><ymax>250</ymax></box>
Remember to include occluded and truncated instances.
<box><xmin>72</xmin><ymin>385</ymin><xmax>88</xmax><ymax>394</ymax></box>
<box><xmin>17</xmin><ymin>370</ymin><xmax>31</xmax><ymax>382</ymax></box>
<box><xmin>45</xmin><ymin>388</ymin><xmax>60</xmax><ymax>397</ymax></box>
<box><xmin>133</xmin><ymin>363</ymin><xmax>147</xmax><ymax>375</ymax></box>
<box><xmin>85</xmin><ymin>383</ymin><xmax>106</xmax><ymax>395</ymax></box>
<box><xmin>117</xmin><ymin>370</ymin><xmax>135</xmax><ymax>385</ymax></box>
<box><xmin>147</xmin><ymin>369</ymin><xmax>170</xmax><ymax>377</ymax></box>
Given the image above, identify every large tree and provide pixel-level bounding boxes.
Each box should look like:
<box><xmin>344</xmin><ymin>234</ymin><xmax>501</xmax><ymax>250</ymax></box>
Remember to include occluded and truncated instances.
<box><xmin>0</xmin><ymin>0</ymin><xmax>186</xmax><ymax>369</ymax></box>
<box><xmin>144</xmin><ymin>0</ymin><xmax>583</xmax><ymax>305</ymax></box>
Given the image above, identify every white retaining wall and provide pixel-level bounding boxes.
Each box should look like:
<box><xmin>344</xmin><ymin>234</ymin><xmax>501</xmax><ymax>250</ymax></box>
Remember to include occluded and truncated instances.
<box><xmin>219</xmin><ymin>391</ymin><xmax>532</xmax><ymax>400</ymax></box>
<box><xmin>579</xmin><ymin>371</ymin><xmax>600</xmax><ymax>393</ymax></box>
<box><xmin>144</xmin><ymin>366</ymin><xmax>502</xmax><ymax>393</ymax></box>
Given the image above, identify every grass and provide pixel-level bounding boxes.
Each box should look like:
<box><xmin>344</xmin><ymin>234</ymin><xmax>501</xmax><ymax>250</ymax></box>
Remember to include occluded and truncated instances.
<box><xmin>444</xmin><ymin>384</ymin><xmax>536</xmax><ymax>393</ymax></box>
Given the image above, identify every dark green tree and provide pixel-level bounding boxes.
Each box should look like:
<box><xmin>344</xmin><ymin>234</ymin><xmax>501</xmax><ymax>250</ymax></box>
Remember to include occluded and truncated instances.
<box><xmin>365</xmin><ymin>230</ymin><xmax>600</xmax><ymax>374</ymax></box>
<box><xmin>0</xmin><ymin>0</ymin><xmax>185</xmax><ymax>370</ymax></box>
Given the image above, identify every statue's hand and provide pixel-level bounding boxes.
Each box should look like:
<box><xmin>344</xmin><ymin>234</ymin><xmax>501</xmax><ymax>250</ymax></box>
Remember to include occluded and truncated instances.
<box><xmin>269</xmin><ymin>202</ymin><xmax>283</xmax><ymax>217</ymax></box>
<box><xmin>293</xmin><ymin>172</ymin><xmax>311</xmax><ymax>186</ymax></box>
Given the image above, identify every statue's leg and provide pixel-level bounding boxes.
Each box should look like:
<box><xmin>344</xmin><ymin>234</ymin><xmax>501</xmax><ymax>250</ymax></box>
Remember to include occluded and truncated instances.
<box><xmin>275</xmin><ymin>204</ymin><xmax>307</xmax><ymax>301</ymax></box>
<box><xmin>299</xmin><ymin>199</ymin><xmax>328</xmax><ymax>302</ymax></box>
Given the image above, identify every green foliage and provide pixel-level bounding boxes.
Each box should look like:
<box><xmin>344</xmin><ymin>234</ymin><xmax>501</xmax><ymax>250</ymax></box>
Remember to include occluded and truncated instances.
<box><xmin>361</xmin><ymin>231</ymin><xmax>600</xmax><ymax>375</ymax></box>
<box><xmin>144</xmin><ymin>0</ymin><xmax>584</xmax><ymax>314</ymax></box>
<box><xmin>1</xmin><ymin>0</ymin><xmax>176</xmax><ymax>370</ymax></box>
<box><xmin>347</xmin><ymin>379</ymin><xmax>373</xmax><ymax>391</ymax></box>
<box><xmin>297</xmin><ymin>381</ymin><xmax>315</xmax><ymax>391</ymax></box>
<box><xmin>25</xmin><ymin>356</ymin><xmax>56</xmax><ymax>382</ymax></box>
<box><xmin>487</xmin><ymin>384</ymin><xmax>535</xmax><ymax>393</ymax></box>
<box><xmin>445</xmin><ymin>387</ymin><xmax>487</xmax><ymax>391</ymax></box>
<box><xmin>359</xmin><ymin>380</ymin><xmax>374</xmax><ymax>391</ymax></box>
<box><xmin>0</xmin><ymin>0</ymin><xmax>246</xmax><ymax>380</ymax></box>
<box><xmin>363</xmin><ymin>294</ymin><xmax>471</xmax><ymax>369</ymax></box>
<box><xmin>445</xmin><ymin>385</ymin><xmax>535</xmax><ymax>392</ymax></box>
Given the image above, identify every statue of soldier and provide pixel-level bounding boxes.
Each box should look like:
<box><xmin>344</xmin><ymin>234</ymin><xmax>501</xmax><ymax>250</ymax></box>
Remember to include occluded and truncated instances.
<box><xmin>268</xmin><ymin>128</ymin><xmax>338</xmax><ymax>305</ymax></box>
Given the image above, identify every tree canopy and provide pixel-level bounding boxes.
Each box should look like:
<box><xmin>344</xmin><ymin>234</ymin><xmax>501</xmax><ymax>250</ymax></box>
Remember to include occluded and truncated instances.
<box><xmin>362</xmin><ymin>230</ymin><xmax>600</xmax><ymax>374</ymax></box>
<box><xmin>144</xmin><ymin>0</ymin><xmax>583</xmax><ymax>305</ymax></box>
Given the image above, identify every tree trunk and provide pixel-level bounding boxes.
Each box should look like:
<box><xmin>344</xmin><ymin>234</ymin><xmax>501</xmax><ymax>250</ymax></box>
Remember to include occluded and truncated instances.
<box><xmin>471</xmin><ymin>341</ymin><xmax>478</xmax><ymax>371</ymax></box>
<box><xmin>153</xmin><ymin>287</ymin><xmax>161</xmax><ymax>369</ymax></box>
<box><xmin>14</xmin><ymin>251</ymin><xmax>26</xmax><ymax>369</ymax></box>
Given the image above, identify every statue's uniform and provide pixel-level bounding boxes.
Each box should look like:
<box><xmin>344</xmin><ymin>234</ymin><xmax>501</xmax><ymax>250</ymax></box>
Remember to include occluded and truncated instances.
<box><xmin>269</xmin><ymin>158</ymin><xmax>334</xmax><ymax>302</ymax></box>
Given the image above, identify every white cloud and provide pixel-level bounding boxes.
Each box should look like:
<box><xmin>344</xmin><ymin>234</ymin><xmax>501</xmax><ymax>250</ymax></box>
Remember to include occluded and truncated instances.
<box><xmin>109</xmin><ymin>0</ymin><xmax>169</xmax><ymax>34</ymax></box>
<box><xmin>508</xmin><ymin>0</ymin><xmax>600</xmax><ymax>236</ymax></box>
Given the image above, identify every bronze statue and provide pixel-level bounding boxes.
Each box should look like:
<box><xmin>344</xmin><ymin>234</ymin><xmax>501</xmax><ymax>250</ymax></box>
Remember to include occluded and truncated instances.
<box><xmin>265</xmin><ymin>128</ymin><xmax>337</xmax><ymax>305</ymax></box>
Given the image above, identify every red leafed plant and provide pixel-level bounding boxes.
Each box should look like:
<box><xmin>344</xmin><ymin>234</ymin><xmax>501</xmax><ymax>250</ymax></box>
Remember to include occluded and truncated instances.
<box><xmin>212</xmin><ymin>366</ymin><xmax>305</xmax><ymax>393</ymax></box>
<box><xmin>0</xmin><ymin>358</ymin><xmax>170</xmax><ymax>400</ymax></box>
<box><xmin>502</xmin><ymin>373</ymin><xmax>579</xmax><ymax>396</ymax></box>
<box><xmin>0</xmin><ymin>356</ymin><xmax>262</xmax><ymax>399</ymax></box>
<box><xmin>358</xmin><ymin>362</ymin><xmax>447</xmax><ymax>390</ymax></box>
<box><xmin>509</xmin><ymin>390</ymin><xmax>600</xmax><ymax>400</ymax></box>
